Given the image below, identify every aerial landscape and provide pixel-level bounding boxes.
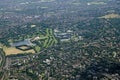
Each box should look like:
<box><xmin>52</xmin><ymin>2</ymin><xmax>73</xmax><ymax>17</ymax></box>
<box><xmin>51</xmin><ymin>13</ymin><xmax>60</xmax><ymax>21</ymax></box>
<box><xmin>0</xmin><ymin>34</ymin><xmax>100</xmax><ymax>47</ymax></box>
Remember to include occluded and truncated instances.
<box><xmin>0</xmin><ymin>0</ymin><xmax>120</xmax><ymax>80</ymax></box>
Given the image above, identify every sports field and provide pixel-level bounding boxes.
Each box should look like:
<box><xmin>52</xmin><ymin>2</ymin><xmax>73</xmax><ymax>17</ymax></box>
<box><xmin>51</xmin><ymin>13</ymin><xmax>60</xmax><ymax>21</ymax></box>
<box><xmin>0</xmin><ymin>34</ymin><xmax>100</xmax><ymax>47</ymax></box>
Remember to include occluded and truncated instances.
<box><xmin>4</xmin><ymin>47</ymin><xmax>35</xmax><ymax>56</ymax></box>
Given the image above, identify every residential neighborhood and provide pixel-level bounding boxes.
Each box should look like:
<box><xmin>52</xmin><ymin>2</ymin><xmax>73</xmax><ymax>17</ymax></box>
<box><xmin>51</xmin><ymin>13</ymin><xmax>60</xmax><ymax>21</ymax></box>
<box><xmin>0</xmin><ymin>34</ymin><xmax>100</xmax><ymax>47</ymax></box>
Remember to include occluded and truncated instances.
<box><xmin>0</xmin><ymin>0</ymin><xmax>120</xmax><ymax>80</ymax></box>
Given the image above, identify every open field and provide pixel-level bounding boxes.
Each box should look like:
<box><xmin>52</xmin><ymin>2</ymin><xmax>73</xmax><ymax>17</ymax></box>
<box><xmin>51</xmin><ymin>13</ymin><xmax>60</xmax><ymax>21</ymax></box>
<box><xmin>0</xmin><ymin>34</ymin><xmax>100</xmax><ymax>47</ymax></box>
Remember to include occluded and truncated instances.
<box><xmin>3</xmin><ymin>47</ymin><xmax>35</xmax><ymax>56</ymax></box>
<box><xmin>72</xmin><ymin>2</ymin><xmax>81</xmax><ymax>5</ymax></box>
<box><xmin>43</xmin><ymin>28</ymin><xmax>58</xmax><ymax>48</ymax></box>
<box><xmin>43</xmin><ymin>39</ymin><xmax>49</xmax><ymax>48</ymax></box>
<box><xmin>31</xmin><ymin>24</ymin><xmax>36</xmax><ymax>28</ymax></box>
<box><xmin>87</xmin><ymin>2</ymin><xmax>106</xmax><ymax>5</ymax></box>
<box><xmin>40</xmin><ymin>0</ymin><xmax>55</xmax><ymax>2</ymax></box>
<box><xmin>18</xmin><ymin>46</ymin><xmax>29</xmax><ymax>50</ymax></box>
<box><xmin>99</xmin><ymin>13</ymin><xmax>120</xmax><ymax>19</ymax></box>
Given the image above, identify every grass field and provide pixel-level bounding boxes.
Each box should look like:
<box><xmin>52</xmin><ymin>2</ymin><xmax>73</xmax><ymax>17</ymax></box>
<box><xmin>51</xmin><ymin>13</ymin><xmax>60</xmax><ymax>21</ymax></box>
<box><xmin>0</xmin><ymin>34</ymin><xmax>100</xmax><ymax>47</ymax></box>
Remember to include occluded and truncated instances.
<box><xmin>42</xmin><ymin>28</ymin><xmax>58</xmax><ymax>48</ymax></box>
<box><xmin>99</xmin><ymin>13</ymin><xmax>120</xmax><ymax>19</ymax></box>
<box><xmin>4</xmin><ymin>47</ymin><xmax>35</xmax><ymax>56</ymax></box>
<box><xmin>88</xmin><ymin>2</ymin><xmax>106</xmax><ymax>5</ymax></box>
<box><xmin>18</xmin><ymin>46</ymin><xmax>29</xmax><ymax>50</ymax></box>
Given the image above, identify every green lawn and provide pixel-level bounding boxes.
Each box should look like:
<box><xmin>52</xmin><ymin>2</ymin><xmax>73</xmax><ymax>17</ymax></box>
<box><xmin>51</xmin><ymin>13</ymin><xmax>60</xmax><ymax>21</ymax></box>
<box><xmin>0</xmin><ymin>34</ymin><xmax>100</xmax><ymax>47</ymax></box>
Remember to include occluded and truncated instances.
<box><xmin>34</xmin><ymin>28</ymin><xmax>58</xmax><ymax>51</ymax></box>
